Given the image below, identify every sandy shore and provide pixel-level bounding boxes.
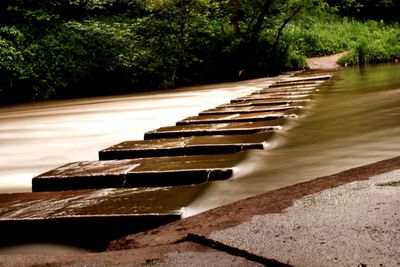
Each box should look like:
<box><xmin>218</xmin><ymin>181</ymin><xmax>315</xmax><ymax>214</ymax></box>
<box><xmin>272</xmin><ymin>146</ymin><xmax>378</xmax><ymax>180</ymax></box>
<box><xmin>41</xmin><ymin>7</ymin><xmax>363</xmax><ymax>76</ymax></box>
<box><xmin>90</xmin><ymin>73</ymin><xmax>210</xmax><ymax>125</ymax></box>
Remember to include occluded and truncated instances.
<box><xmin>306</xmin><ymin>52</ymin><xmax>347</xmax><ymax>70</ymax></box>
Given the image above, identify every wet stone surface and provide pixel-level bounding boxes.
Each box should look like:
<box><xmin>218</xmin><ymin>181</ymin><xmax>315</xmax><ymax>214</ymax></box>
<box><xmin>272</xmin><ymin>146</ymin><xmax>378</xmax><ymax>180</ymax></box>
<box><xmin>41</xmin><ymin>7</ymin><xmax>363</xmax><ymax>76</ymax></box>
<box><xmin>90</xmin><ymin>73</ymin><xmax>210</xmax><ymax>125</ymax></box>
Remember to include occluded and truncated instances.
<box><xmin>218</xmin><ymin>99</ymin><xmax>308</xmax><ymax>108</ymax></box>
<box><xmin>279</xmin><ymin>74</ymin><xmax>332</xmax><ymax>82</ymax></box>
<box><xmin>269</xmin><ymin>80</ymin><xmax>324</xmax><ymax>87</ymax></box>
<box><xmin>199</xmin><ymin>104</ymin><xmax>301</xmax><ymax>115</ymax></box>
<box><xmin>144</xmin><ymin>118</ymin><xmax>285</xmax><ymax>139</ymax></box>
<box><xmin>32</xmin><ymin>153</ymin><xmax>247</xmax><ymax>191</ymax></box>
<box><xmin>0</xmin><ymin>185</ymin><xmax>205</xmax><ymax>249</ymax></box>
<box><xmin>177</xmin><ymin>111</ymin><xmax>296</xmax><ymax>125</ymax></box>
<box><xmin>100</xmin><ymin>132</ymin><xmax>274</xmax><ymax>159</ymax></box>
<box><xmin>231</xmin><ymin>94</ymin><xmax>311</xmax><ymax>102</ymax></box>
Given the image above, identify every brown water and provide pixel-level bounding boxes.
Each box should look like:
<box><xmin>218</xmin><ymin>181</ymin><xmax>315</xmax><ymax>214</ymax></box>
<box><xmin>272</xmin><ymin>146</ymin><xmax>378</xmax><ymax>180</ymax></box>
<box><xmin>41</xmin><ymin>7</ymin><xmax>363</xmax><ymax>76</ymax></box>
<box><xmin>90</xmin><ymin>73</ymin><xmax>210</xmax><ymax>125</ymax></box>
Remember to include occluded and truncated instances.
<box><xmin>186</xmin><ymin>63</ymin><xmax>400</xmax><ymax>215</ymax></box>
<box><xmin>0</xmin><ymin>64</ymin><xmax>399</xmax><ymax>211</ymax></box>
<box><xmin>0</xmin><ymin>76</ymin><xmax>280</xmax><ymax>193</ymax></box>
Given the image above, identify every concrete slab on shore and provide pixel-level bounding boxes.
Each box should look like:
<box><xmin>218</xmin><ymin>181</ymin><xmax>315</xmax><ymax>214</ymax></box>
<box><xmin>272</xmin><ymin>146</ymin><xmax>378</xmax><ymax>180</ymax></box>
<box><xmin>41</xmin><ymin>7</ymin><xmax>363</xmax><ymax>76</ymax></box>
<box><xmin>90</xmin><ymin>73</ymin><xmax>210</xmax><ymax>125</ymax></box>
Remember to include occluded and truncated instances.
<box><xmin>0</xmin><ymin>185</ymin><xmax>205</xmax><ymax>249</ymax></box>
<box><xmin>99</xmin><ymin>132</ymin><xmax>273</xmax><ymax>159</ymax></box>
<box><xmin>32</xmin><ymin>153</ymin><xmax>247</xmax><ymax>191</ymax></box>
<box><xmin>177</xmin><ymin>111</ymin><xmax>292</xmax><ymax>125</ymax></box>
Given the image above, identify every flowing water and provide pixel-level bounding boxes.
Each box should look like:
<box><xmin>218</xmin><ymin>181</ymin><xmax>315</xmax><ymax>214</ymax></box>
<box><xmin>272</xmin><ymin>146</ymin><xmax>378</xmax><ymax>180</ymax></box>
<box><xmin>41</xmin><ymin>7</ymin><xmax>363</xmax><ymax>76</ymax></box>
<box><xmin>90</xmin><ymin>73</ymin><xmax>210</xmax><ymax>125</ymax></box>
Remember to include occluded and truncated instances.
<box><xmin>0</xmin><ymin>77</ymin><xmax>275</xmax><ymax>193</ymax></box>
<box><xmin>187</xmin><ymin>63</ymin><xmax>400</xmax><ymax>215</ymax></box>
<box><xmin>0</xmin><ymin>63</ymin><xmax>399</xmax><ymax>213</ymax></box>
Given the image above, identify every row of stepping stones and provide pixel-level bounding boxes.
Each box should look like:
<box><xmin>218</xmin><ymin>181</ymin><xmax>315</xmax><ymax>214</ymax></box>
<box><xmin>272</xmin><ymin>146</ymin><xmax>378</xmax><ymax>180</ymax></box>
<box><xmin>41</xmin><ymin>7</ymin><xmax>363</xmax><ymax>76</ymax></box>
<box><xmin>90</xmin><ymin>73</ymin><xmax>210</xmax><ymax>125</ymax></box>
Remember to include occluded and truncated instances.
<box><xmin>0</xmin><ymin>71</ymin><xmax>333</xmax><ymax>250</ymax></box>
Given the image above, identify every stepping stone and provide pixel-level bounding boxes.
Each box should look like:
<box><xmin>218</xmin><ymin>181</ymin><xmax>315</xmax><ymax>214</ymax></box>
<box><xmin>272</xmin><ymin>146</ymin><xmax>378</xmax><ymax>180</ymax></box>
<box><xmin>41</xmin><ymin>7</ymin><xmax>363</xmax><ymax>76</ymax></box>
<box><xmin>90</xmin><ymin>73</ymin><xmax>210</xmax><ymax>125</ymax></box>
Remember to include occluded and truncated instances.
<box><xmin>0</xmin><ymin>185</ymin><xmax>205</xmax><ymax>249</ymax></box>
<box><xmin>256</xmin><ymin>88</ymin><xmax>316</xmax><ymax>95</ymax></box>
<box><xmin>258</xmin><ymin>86</ymin><xmax>317</xmax><ymax>92</ymax></box>
<box><xmin>268</xmin><ymin>81</ymin><xmax>322</xmax><ymax>88</ymax></box>
<box><xmin>144</xmin><ymin>118</ymin><xmax>285</xmax><ymax>139</ymax></box>
<box><xmin>32</xmin><ymin>153</ymin><xmax>247</xmax><ymax>192</ymax></box>
<box><xmin>266</xmin><ymin>84</ymin><xmax>318</xmax><ymax>90</ymax></box>
<box><xmin>280</xmin><ymin>74</ymin><xmax>332</xmax><ymax>82</ymax></box>
<box><xmin>251</xmin><ymin>91</ymin><xmax>314</xmax><ymax>97</ymax></box>
<box><xmin>199</xmin><ymin>104</ymin><xmax>302</xmax><ymax>115</ymax></box>
<box><xmin>270</xmin><ymin>80</ymin><xmax>324</xmax><ymax>87</ymax></box>
<box><xmin>99</xmin><ymin>132</ymin><xmax>274</xmax><ymax>159</ymax></box>
<box><xmin>177</xmin><ymin>111</ymin><xmax>294</xmax><ymax>125</ymax></box>
<box><xmin>232</xmin><ymin>94</ymin><xmax>311</xmax><ymax>102</ymax></box>
<box><xmin>218</xmin><ymin>99</ymin><xmax>307</xmax><ymax>108</ymax></box>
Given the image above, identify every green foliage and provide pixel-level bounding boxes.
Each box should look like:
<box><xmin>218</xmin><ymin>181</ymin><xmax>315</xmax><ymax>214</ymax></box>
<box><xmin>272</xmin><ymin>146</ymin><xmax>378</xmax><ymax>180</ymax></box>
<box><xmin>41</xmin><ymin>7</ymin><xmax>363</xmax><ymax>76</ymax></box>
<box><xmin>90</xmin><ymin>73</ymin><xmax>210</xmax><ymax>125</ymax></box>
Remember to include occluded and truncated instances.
<box><xmin>0</xmin><ymin>0</ymin><xmax>399</xmax><ymax>104</ymax></box>
<box><xmin>285</xmin><ymin>12</ymin><xmax>400</xmax><ymax>67</ymax></box>
<box><xmin>325</xmin><ymin>0</ymin><xmax>399</xmax><ymax>21</ymax></box>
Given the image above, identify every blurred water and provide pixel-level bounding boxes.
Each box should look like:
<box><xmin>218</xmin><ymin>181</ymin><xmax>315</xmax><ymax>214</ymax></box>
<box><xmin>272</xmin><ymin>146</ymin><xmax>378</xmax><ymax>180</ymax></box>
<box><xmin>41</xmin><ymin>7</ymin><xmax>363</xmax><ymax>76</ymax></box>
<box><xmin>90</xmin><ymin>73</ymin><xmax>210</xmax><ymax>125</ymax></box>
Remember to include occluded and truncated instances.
<box><xmin>0</xmin><ymin>77</ymin><xmax>280</xmax><ymax>193</ymax></box>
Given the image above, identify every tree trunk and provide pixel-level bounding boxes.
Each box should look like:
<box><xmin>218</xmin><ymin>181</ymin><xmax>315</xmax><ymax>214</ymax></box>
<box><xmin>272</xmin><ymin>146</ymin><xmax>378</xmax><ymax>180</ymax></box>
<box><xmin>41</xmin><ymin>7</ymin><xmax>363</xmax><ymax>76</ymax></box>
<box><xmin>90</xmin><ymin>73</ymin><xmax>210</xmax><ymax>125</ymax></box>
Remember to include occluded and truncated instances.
<box><xmin>271</xmin><ymin>6</ymin><xmax>302</xmax><ymax>61</ymax></box>
<box><xmin>231</xmin><ymin>0</ymin><xmax>241</xmax><ymax>36</ymax></box>
<box><xmin>249</xmin><ymin>0</ymin><xmax>273</xmax><ymax>44</ymax></box>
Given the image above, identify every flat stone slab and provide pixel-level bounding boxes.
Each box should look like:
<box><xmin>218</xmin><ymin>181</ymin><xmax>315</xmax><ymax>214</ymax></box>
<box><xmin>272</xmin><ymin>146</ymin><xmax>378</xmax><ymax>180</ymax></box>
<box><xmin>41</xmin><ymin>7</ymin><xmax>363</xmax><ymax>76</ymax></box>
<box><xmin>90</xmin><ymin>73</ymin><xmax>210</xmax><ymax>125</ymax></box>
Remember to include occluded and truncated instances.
<box><xmin>254</xmin><ymin>90</ymin><xmax>315</xmax><ymax>97</ymax></box>
<box><xmin>257</xmin><ymin>87</ymin><xmax>317</xmax><ymax>94</ymax></box>
<box><xmin>279</xmin><ymin>74</ymin><xmax>332</xmax><ymax>82</ymax></box>
<box><xmin>176</xmin><ymin>111</ymin><xmax>294</xmax><ymax>125</ymax></box>
<box><xmin>218</xmin><ymin>99</ymin><xmax>307</xmax><ymax>108</ymax></box>
<box><xmin>32</xmin><ymin>153</ymin><xmax>247</xmax><ymax>192</ymax></box>
<box><xmin>99</xmin><ymin>132</ymin><xmax>274</xmax><ymax>159</ymax></box>
<box><xmin>199</xmin><ymin>104</ymin><xmax>302</xmax><ymax>115</ymax></box>
<box><xmin>269</xmin><ymin>80</ymin><xmax>324</xmax><ymax>87</ymax></box>
<box><xmin>0</xmin><ymin>185</ymin><xmax>204</xmax><ymax>249</ymax></box>
<box><xmin>144</xmin><ymin>118</ymin><xmax>285</xmax><ymax>139</ymax></box>
<box><xmin>231</xmin><ymin>94</ymin><xmax>310</xmax><ymax>102</ymax></box>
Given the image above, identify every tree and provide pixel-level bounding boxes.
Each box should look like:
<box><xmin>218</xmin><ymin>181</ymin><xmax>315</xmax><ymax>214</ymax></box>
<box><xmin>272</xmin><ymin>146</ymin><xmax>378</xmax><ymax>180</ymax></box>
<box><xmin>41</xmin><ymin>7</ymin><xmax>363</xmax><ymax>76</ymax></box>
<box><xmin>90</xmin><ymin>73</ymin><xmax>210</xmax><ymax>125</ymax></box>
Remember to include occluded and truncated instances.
<box><xmin>227</xmin><ymin>0</ymin><xmax>323</xmax><ymax>76</ymax></box>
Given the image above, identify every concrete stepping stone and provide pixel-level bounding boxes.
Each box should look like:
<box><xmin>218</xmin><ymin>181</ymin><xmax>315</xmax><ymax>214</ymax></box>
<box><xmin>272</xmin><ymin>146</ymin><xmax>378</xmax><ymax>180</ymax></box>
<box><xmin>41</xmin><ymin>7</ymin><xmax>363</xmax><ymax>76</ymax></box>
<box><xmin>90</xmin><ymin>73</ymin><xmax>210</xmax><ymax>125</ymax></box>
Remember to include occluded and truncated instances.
<box><xmin>0</xmin><ymin>185</ymin><xmax>204</xmax><ymax>249</ymax></box>
<box><xmin>199</xmin><ymin>104</ymin><xmax>302</xmax><ymax>115</ymax></box>
<box><xmin>99</xmin><ymin>132</ymin><xmax>274</xmax><ymax>159</ymax></box>
<box><xmin>144</xmin><ymin>118</ymin><xmax>285</xmax><ymax>139</ymax></box>
<box><xmin>218</xmin><ymin>99</ymin><xmax>307</xmax><ymax>108</ymax></box>
<box><xmin>32</xmin><ymin>153</ymin><xmax>247</xmax><ymax>192</ymax></box>
<box><xmin>270</xmin><ymin>81</ymin><xmax>321</xmax><ymax>87</ymax></box>
<box><xmin>280</xmin><ymin>74</ymin><xmax>332</xmax><ymax>82</ymax></box>
<box><xmin>232</xmin><ymin>94</ymin><xmax>311</xmax><ymax>102</ymax></box>
<box><xmin>257</xmin><ymin>87</ymin><xmax>317</xmax><ymax>93</ymax></box>
<box><xmin>251</xmin><ymin>91</ymin><xmax>314</xmax><ymax>97</ymax></box>
<box><xmin>270</xmin><ymin>80</ymin><xmax>324</xmax><ymax>87</ymax></box>
<box><xmin>177</xmin><ymin>111</ymin><xmax>294</xmax><ymax>125</ymax></box>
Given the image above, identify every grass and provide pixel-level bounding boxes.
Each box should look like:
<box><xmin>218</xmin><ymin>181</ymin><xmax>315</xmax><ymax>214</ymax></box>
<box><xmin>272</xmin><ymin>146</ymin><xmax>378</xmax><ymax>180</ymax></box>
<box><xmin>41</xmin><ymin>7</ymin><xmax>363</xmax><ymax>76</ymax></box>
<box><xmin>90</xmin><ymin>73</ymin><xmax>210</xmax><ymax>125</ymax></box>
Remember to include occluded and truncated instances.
<box><xmin>284</xmin><ymin>12</ymin><xmax>400</xmax><ymax>66</ymax></box>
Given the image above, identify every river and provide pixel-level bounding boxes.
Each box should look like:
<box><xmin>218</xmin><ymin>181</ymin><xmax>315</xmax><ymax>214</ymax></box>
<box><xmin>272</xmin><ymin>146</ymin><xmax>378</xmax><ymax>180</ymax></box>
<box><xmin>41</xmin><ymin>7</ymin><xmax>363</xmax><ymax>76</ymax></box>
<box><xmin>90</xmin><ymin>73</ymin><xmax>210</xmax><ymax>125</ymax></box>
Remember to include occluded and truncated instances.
<box><xmin>1</xmin><ymin>63</ymin><xmax>399</xmax><ymax>217</ymax></box>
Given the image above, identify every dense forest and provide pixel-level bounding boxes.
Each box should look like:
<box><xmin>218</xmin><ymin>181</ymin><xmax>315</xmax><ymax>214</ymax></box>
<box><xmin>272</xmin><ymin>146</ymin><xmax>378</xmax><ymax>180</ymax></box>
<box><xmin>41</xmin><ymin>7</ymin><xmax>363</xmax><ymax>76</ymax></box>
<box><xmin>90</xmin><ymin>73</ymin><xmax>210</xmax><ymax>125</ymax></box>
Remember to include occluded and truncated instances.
<box><xmin>0</xmin><ymin>0</ymin><xmax>399</xmax><ymax>104</ymax></box>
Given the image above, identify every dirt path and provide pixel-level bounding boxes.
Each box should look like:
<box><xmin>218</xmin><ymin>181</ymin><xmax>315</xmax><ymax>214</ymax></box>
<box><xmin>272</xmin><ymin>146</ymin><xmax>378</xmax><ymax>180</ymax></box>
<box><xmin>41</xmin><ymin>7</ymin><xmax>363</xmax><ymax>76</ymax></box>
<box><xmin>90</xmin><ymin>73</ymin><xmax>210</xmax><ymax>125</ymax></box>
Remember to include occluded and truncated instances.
<box><xmin>306</xmin><ymin>52</ymin><xmax>347</xmax><ymax>70</ymax></box>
